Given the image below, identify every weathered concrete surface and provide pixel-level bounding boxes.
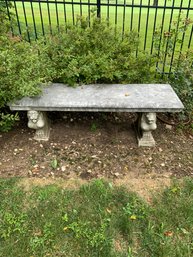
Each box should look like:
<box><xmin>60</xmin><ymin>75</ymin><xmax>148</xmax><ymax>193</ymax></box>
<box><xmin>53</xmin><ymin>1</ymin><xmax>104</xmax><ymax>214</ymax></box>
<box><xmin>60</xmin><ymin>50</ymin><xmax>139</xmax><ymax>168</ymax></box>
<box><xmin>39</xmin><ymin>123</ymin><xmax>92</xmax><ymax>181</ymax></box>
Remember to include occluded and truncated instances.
<box><xmin>9</xmin><ymin>84</ymin><xmax>184</xmax><ymax>112</ymax></box>
<box><xmin>137</xmin><ymin>112</ymin><xmax>157</xmax><ymax>147</ymax></box>
<box><xmin>27</xmin><ymin>111</ymin><xmax>50</xmax><ymax>141</ymax></box>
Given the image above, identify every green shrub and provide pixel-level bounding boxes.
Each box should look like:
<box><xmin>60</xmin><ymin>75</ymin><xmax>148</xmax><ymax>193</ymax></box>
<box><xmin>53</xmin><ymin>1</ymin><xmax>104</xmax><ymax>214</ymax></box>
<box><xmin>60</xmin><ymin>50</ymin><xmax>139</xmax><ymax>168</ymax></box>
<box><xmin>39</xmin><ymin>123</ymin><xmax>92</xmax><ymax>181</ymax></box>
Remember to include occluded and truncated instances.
<box><xmin>153</xmin><ymin>15</ymin><xmax>193</xmax><ymax>121</ymax></box>
<box><xmin>0</xmin><ymin>112</ymin><xmax>19</xmax><ymax>132</ymax></box>
<box><xmin>45</xmin><ymin>16</ymin><xmax>156</xmax><ymax>86</ymax></box>
<box><xmin>0</xmin><ymin>35</ymin><xmax>56</xmax><ymax>131</ymax></box>
<box><xmin>0</xmin><ymin>0</ymin><xmax>13</xmax><ymax>34</ymax></box>
<box><xmin>0</xmin><ymin>36</ymin><xmax>56</xmax><ymax>107</ymax></box>
<box><xmin>169</xmin><ymin>52</ymin><xmax>193</xmax><ymax>121</ymax></box>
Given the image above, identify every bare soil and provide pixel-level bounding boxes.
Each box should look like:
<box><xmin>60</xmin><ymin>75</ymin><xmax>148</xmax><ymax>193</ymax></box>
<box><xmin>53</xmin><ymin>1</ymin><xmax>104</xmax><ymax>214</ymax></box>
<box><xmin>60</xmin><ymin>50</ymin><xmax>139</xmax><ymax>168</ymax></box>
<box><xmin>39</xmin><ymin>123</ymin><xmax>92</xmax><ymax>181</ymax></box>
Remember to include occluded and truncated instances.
<box><xmin>0</xmin><ymin>112</ymin><xmax>192</xmax><ymax>197</ymax></box>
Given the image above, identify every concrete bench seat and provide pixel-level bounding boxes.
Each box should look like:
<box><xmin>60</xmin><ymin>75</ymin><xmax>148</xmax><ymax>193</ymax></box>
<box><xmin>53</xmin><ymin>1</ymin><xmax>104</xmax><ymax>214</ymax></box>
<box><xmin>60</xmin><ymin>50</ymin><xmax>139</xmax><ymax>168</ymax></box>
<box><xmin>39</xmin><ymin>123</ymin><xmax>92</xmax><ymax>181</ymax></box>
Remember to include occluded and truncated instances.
<box><xmin>9</xmin><ymin>83</ymin><xmax>184</xmax><ymax>146</ymax></box>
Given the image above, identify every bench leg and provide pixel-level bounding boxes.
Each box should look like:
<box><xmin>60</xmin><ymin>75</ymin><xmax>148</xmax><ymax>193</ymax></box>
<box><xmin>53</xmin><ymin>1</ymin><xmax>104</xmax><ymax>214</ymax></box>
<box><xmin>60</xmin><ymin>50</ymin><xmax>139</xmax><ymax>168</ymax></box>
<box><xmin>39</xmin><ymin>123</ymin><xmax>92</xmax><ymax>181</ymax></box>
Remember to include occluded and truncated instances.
<box><xmin>137</xmin><ymin>112</ymin><xmax>157</xmax><ymax>147</ymax></box>
<box><xmin>27</xmin><ymin>110</ymin><xmax>50</xmax><ymax>141</ymax></box>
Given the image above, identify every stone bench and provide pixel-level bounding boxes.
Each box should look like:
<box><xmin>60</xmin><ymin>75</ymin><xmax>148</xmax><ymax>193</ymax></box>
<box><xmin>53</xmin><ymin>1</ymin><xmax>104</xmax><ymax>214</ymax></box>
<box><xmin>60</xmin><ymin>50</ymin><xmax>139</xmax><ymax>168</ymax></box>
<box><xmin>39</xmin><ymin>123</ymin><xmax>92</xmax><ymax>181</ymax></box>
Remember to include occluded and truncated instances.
<box><xmin>9</xmin><ymin>83</ymin><xmax>184</xmax><ymax>147</ymax></box>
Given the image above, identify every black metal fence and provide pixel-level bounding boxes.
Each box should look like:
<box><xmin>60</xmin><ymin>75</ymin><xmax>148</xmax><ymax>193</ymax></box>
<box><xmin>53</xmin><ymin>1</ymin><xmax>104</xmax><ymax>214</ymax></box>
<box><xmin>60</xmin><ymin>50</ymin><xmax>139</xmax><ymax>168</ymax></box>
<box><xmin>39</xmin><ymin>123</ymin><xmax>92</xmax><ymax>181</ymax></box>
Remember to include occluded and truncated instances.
<box><xmin>5</xmin><ymin>0</ymin><xmax>193</xmax><ymax>73</ymax></box>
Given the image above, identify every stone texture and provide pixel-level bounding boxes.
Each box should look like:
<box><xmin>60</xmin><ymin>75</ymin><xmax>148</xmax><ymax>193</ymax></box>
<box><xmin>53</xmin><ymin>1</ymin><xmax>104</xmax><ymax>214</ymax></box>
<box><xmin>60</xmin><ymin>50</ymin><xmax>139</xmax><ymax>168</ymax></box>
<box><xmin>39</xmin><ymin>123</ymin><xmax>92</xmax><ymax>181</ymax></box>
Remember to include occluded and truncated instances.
<box><xmin>27</xmin><ymin>110</ymin><xmax>50</xmax><ymax>141</ymax></box>
<box><xmin>137</xmin><ymin>113</ymin><xmax>157</xmax><ymax>147</ymax></box>
<box><xmin>138</xmin><ymin>132</ymin><xmax>156</xmax><ymax>147</ymax></box>
<box><xmin>9</xmin><ymin>83</ymin><xmax>184</xmax><ymax>145</ymax></box>
<box><xmin>9</xmin><ymin>83</ymin><xmax>184</xmax><ymax>112</ymax></box>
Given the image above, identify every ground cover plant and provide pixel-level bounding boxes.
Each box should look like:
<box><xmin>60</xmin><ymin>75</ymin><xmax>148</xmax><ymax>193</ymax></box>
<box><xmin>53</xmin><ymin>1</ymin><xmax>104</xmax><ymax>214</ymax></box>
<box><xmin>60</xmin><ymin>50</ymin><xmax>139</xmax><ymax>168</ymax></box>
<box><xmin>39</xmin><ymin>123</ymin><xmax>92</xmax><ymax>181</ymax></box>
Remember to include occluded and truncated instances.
<box><xmin>0</xmin><ymin>178</ymin><xmax>193</xmax><ymax>256</ymax></box>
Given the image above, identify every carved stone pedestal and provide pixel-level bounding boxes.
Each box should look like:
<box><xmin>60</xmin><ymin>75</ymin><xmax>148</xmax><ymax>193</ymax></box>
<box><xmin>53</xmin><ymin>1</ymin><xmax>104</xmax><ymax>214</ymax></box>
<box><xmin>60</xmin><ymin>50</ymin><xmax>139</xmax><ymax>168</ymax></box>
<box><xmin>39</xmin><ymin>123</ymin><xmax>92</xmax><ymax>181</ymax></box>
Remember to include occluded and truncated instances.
<box><xmin>138</xmin><ymin>131</ymin><xmax>155</xmax><ymax>147</ymax></box>
<box><xmin>27</xmin><ymin>110</ymin><xmax>50</xmax><ymax>141</ymax></box>
<box><xmin>137</xmin><ymin>113</ymin><xmax>157</xmax><ymax>147</ymax></box>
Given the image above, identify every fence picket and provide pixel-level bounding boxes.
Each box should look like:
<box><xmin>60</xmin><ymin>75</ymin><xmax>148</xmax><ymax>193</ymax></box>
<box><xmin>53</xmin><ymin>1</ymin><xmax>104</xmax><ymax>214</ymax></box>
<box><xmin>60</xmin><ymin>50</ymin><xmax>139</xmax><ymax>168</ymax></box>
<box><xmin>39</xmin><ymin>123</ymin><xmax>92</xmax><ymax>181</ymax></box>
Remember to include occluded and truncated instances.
<box><xmin>5</xmin><ymin>0</ymin><xmax>193</xmax><ymax>74</ymax></box>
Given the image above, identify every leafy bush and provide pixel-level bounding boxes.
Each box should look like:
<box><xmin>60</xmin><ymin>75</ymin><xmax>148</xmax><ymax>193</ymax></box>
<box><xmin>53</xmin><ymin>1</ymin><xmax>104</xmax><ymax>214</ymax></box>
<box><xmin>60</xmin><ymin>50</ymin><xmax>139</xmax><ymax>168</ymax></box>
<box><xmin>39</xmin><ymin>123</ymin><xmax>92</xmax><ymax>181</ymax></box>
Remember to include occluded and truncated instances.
<box><xmin>0</xmin><ymin>0</ymin><xmax>13</xmax><ymax>34</ymax></box>
<box><xmin>0</xmin><ymin>35</ymin><xmax>55</xmax><ymax>131</ymax></box>
<box><xmin>169</xmin><ymin>52</ymin><xmax>193</xmax><ymax>120</ymax></box>
<box><xmin>45</xmin><ymin>16</ymin><xmax>156</xmax><ymax>86</ymax></box>
<box><xmin>0</xmin><ymin>112</ymin><xmax>19</xmax><ymax>132</ymax></box>
<box><xmin>0</xmin><ymin>36</ymin><xmax>57</xmax><ymax>106</ymax></box>
<box><xmin>153</xmin><ymin>15</ymin><xmax>193</xmax><ymax>121</ymax></box>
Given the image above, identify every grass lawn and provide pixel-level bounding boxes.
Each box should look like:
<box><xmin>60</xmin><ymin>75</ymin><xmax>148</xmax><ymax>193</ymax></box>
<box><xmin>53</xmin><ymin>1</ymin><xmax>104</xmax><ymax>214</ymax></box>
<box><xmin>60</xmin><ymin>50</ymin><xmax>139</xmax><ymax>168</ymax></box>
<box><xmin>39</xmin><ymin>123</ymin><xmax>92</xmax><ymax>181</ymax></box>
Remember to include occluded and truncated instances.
<box><xmin>0</xmin><ymin>178</ymin><xmax>193</xmax><ymax>256</ymax></box>
<box><xmin>11</xmin><ymin>0</ymin><xmax>193</xmax><ymax>51</ymax></box>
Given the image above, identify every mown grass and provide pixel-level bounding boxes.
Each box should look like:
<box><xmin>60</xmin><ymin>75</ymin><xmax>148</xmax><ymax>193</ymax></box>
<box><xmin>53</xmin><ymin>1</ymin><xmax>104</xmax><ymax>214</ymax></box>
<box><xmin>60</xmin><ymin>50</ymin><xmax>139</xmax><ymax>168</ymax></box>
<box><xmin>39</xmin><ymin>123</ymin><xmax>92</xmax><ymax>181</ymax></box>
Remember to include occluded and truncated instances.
<box><xmin>0</xmin><ymin>178</ymin><xmax>193</xmax><ymax>256</ymax></box>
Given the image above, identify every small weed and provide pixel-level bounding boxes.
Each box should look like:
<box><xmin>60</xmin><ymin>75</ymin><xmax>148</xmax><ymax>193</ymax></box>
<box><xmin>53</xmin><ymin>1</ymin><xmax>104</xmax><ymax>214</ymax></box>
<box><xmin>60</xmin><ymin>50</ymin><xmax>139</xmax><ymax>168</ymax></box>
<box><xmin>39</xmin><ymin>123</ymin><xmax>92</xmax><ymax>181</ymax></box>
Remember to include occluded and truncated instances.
<box><xmin>123</xmin><ymin>197</ymin><xmax>148</xmax><ymax>220</ymax></box>
<box><xmin>29</xmin><ymin>222</ymin><xmax>54</xmax><ymax>254</ymax></box>
<box><xmin>50</xmin><ymin>158</ymin><xmax>58</xmax><ymax>169</ymax></box>
<box><xmin>91</xmin><ymin>122</ymin><xmax>98</xmax><ymax>132</ymax></box>
<box><xmin>29</xmin><ymin>155</ymin><xmax>37</xmax><ymax>166</ymax></box>
<box><xmin>33</xmin><ymin>185</ymin><xmax>60</xmax><ymax>201</ymax></box>
<box><xmin>127</xmin><ymin>247</ymin><xmax>134</xmax><ymax>257</ymax></box>
<box><xmin>63</xmin><ymin>217</ymin><xmax>111</xmax><ymax>249</ymax></box>
<box><xmin>0</xmin><ymin>212</ymin><xmax>27</xmax><ymax>239</ymax></box>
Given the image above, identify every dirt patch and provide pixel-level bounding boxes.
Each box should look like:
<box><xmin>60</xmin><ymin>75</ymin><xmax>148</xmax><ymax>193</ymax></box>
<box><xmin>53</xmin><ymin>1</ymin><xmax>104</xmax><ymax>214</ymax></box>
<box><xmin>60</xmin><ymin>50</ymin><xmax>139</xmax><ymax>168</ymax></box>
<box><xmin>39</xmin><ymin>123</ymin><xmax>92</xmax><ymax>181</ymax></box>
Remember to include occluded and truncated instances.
<box><xmin>115</xmin><ymin>174</ymin><xmax>171</xmax><ymax>201</ymax></box>
<box><xmin>0</xmin><ymin>112</ymin><xmax>192</xmax><ymax>197</ymax></box>
<box><xmin>17</xmin><ymin>175</ymin><xmax>171</xmax><ymax>202</ymax></box>
<box><xmin>17</xmin><ymin>177</ymin><xmax>86</xmax><ymax>191</ymax></box>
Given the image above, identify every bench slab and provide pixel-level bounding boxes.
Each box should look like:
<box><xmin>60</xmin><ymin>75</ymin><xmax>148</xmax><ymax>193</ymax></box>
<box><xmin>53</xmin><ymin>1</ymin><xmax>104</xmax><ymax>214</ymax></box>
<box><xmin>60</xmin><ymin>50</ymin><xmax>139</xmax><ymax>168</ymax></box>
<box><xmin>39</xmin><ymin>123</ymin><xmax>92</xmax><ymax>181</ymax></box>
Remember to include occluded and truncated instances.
<box><xmin>9</xmin><ymin>84</ymin><xmax>184</xmax><ymax>146</ymax></box>
<box><xmin>10</xmin><ymin>83</ymin><xmax>184</xmax><ymax>112</ymax></box>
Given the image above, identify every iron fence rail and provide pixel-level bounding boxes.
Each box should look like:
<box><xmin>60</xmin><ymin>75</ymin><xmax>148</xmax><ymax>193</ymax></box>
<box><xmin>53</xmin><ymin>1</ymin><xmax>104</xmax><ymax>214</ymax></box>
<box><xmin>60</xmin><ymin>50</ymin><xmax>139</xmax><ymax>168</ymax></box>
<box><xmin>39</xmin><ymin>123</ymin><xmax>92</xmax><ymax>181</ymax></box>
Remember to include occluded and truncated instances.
<box><xmin>5</xmin><ymin>0</ymin><xmax>193</xmax><ymax>74</ymax></box>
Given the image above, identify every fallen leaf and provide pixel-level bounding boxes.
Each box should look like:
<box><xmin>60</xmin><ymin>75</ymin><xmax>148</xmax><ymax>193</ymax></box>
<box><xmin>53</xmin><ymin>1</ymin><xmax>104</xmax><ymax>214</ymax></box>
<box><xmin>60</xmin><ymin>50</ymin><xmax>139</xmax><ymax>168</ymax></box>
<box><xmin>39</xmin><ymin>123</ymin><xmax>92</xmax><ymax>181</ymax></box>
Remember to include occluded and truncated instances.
<box><xmin>164</xmin><ymin>231</ymin><xmax>173</xmax><ymax>237</ymax></box>
<box><xmin>130</xmin><ymin>215</ymin><xmax>137</xmax><ymax>220</ymax></box>
<box><xmin>106</xmin><ymin>208</ymin><xmax>111</xmax><ymax>214</ymax></box>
